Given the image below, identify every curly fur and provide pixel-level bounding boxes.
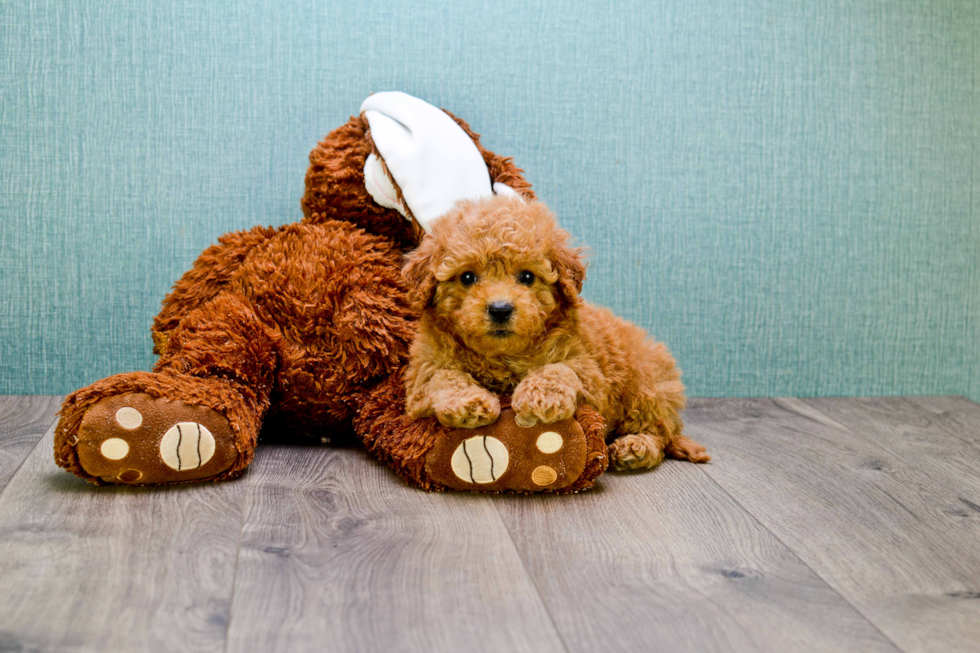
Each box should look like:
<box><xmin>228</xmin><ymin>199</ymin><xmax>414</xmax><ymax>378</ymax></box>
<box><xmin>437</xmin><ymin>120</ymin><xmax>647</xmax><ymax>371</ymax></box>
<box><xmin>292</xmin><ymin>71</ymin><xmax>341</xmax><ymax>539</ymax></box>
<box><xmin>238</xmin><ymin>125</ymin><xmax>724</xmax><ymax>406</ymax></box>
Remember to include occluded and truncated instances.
<box><xmin>403</xmin><ymin>196</ymin><xmax>710</xmax><ymax>470</ymax></box>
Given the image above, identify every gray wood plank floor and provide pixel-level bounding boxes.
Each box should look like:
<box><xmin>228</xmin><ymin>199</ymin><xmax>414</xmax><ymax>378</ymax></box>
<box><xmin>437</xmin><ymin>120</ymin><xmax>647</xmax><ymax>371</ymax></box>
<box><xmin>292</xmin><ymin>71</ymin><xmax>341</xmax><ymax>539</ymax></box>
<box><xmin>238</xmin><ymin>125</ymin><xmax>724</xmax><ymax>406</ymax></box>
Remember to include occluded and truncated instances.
<box><xmin>1</xmin><ymin>395</ymin><xmax>978</xmax><ymax>653</ymax></box>
<box><xmin>685</xmin><ymin>397</ymin><xmax>980</xmax><ymax>653</ymax></box>
<box><xmin>0</xmin><ymin>395</ymin><xmax>60</xmax><ymax>493</ymax></box>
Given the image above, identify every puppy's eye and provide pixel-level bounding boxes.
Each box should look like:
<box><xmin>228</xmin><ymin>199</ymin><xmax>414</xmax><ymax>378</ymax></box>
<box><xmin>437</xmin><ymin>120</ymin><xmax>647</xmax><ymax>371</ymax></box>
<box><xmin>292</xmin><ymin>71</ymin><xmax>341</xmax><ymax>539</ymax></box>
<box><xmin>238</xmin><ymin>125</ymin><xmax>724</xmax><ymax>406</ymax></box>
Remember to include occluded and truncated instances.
<box><xmin>459</xmin><ymin>271</ymin><xmax>477</xmax><ymax>287</ymax></box>
<box><xmin>518</xmin><ymin>271</ymin><xmax>535</xmax><ymax>286</ymax></box>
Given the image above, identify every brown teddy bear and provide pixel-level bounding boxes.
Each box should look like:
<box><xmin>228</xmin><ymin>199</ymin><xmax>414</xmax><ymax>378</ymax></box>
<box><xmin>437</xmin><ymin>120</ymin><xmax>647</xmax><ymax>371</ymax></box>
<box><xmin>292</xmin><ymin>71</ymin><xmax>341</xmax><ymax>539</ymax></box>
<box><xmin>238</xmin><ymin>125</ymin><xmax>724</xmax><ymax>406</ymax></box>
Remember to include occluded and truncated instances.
<box><xmin>54</xmin><ymin>92</ymin><xmax>609</xmax><ymax>493</ymax></box>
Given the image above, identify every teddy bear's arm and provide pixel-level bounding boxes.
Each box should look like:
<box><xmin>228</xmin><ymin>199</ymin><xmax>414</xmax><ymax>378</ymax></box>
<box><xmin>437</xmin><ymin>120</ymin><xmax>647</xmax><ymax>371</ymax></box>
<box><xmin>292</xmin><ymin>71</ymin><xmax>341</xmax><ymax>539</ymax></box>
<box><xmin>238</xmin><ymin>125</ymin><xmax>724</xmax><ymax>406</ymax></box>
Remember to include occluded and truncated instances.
<box><xmin>152</xmin><ymin>226</ymin><xmax>278</xmax><ymax>354</ymax></box>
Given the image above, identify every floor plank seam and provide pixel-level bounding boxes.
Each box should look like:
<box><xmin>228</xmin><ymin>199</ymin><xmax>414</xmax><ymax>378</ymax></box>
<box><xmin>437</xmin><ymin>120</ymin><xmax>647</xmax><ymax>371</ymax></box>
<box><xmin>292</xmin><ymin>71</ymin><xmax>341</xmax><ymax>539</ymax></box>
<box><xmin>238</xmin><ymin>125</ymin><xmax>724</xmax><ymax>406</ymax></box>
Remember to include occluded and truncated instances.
<box><xmin>898</xmin><ymin>396</ymin><xmax>980</xmax><ymax>456</ymax></box>
<box><xmin>0</xmin><ymin>396</ymin><xmax>63</xmax><ymax>495</ymax></box>
<box><xmin>222</xmin><ymin>481</ymin><xmax>250</xmax><ymax>653</ymax></box>
<box><xmin>797</xmin><ymin>397</ymin><xmax>979</xmax><ymax>484</ymax></box>
<box><xmin>0</xmin><ymin>417</ymin><xmax>59</xmax><ymax>503</ymax></box>
<box><xmin>490</xmin><ymin>499</ymin><xmax>573</xmax><ymax>653</ymax></box>
<box><xmin>692</xmin><ymin>463</ymin><xmax>907</xmax><ymax>652</ymax></box>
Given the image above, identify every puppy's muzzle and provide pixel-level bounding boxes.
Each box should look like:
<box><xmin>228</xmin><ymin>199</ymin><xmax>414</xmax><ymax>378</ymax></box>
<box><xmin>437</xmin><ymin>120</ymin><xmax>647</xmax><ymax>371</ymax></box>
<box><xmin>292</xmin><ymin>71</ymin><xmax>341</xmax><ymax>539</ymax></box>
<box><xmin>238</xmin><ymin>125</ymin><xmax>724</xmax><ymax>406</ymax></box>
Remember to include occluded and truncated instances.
<box><xmin>487</xmin><ymin>301</ymin><xmax>514</xmax><ymax>324</ymax></box>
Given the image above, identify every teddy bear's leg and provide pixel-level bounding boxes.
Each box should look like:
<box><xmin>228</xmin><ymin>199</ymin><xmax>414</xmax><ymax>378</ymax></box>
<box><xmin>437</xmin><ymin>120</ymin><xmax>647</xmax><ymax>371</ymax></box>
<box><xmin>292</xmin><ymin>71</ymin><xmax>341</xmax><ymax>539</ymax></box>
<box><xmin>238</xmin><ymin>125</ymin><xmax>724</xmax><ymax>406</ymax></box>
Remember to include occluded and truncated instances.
<box><xmin>353</xmin><ymin>373</ymin><xmax>609</xmax><ymax>493</ymax></box>
<box><xmin>55</xmin><ymin>293</ymin><xmax>279</xmax><ymax>485</ymax></box>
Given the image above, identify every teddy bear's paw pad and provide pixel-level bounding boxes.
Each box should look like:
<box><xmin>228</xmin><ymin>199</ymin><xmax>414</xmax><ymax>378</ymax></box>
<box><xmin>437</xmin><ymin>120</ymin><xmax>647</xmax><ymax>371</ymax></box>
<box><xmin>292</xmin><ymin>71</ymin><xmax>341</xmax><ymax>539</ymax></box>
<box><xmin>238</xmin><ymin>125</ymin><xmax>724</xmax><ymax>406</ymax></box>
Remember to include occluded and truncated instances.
<box><xmin>426</xmin><ymin>409</ymin><xmax>587</xmax><ymax>492</ymax></box>
<box><xmin>75</xmin><ymin>393</ymin><xmax>238</xmax><ymax>484</ymax></box>
<box><xmin>450</xmin><ymin>436</ymin><xmax>509</xmax><ymax>484</ymax></box>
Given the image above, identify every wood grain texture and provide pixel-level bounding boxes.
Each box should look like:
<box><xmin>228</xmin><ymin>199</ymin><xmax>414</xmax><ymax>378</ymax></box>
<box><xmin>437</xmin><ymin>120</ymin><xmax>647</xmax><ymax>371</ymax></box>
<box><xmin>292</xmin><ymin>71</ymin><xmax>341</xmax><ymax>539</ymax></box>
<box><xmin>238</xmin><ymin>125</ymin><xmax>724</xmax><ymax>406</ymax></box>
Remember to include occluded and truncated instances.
<box><xmin>686</xmin><ymin>397</ymin><xmax>980</xmax><ymax>653</ymax></box>
<box><xmin>4</xmin><ymin>396</ymin><xmax>980</xmax><ymax>652</ymax></box>
<box><xmin>0</xmin><ymin>395</ymin><xmax>61</xmax><ymax>493</ymax></box>
<box><xmin>224</xmin><ymin>444</ymin><xmax>566</xmax><ymax>653</ymax></box>
<box><xmin>492</xmin><ymin>462</ymin><xmax>898</xmax><ymax>653</ymax></box>
<box><xmin>0</xmin><ymin>425</ymin><xmax>246</xmax><ymax>653</ymax></box>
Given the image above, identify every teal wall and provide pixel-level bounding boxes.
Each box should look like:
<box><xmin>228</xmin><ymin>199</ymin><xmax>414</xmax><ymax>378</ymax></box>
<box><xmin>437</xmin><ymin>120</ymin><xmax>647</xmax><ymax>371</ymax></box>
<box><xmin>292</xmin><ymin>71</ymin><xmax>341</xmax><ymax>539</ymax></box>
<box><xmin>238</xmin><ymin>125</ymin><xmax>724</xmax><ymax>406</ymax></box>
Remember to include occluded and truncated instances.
<box><xmin>2</xmin><ymin>0</ymin><xmax>978</xmax><ymax>400</ymax></box>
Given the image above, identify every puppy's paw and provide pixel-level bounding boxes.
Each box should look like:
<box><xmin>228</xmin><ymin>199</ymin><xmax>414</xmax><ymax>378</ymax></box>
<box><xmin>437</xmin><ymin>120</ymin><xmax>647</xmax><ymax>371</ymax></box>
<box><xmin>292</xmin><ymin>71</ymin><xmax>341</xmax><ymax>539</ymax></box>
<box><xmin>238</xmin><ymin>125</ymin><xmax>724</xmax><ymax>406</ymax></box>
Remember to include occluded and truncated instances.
<box><xmin>434</xmin><ymin>386</ymin><xmax>501</xmax><ymax>429</ymax></box>
<box><xmin>512</xmin><ymin>377</ymin><xmax>578</xmax><ymax>428</ymax></box>
<box><xmin>665</xmin><ymin>434</ymin><xmax>711</xmax><ymax>464</ymax></box>
<box><xmin>608</xmin><ymin>434</ymin><xmax>667</xmax><ymax>471</ymax></box>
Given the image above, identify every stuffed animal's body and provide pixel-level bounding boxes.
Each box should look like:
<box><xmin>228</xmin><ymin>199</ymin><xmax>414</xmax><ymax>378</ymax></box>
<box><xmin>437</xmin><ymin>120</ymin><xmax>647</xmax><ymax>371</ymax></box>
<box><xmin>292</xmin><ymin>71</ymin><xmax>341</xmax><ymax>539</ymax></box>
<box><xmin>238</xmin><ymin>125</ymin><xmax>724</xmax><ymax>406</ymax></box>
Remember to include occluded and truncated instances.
<box><xmin>54</xmin><ymin>93</ymin><xmax>609</xmax><ymax>493</ymax></box>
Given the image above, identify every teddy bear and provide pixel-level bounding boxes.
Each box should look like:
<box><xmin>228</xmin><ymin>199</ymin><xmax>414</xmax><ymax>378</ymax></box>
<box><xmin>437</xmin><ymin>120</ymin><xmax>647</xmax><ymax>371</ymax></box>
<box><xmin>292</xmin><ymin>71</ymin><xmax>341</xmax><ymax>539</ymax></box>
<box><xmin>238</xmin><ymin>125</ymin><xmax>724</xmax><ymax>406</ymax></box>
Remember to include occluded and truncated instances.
<box><xmin>53</xmin><ymin>92</ymin><xmax>609</xmax><ymax>493</ymax></box>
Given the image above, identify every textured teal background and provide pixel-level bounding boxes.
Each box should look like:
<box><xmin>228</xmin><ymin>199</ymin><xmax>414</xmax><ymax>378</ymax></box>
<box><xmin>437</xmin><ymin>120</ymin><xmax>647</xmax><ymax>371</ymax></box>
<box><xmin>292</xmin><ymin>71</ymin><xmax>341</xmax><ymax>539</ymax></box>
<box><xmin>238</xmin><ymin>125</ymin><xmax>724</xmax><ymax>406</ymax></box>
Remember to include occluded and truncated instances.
<box><xmin>1</xmin><ymin>0</ymin><xmax>978</xmax><ymax>399</ymax></box>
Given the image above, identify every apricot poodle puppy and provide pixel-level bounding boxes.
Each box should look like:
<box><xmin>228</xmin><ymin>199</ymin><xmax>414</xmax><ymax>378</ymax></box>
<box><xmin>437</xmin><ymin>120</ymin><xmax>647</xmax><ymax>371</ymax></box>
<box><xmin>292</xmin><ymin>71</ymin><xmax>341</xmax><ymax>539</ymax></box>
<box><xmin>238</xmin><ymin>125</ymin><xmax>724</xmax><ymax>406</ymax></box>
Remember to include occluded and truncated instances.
<box><xmin>402</xmin><ymin>195</ymin><xmax>709</xmax><ymax>470</ymax></box>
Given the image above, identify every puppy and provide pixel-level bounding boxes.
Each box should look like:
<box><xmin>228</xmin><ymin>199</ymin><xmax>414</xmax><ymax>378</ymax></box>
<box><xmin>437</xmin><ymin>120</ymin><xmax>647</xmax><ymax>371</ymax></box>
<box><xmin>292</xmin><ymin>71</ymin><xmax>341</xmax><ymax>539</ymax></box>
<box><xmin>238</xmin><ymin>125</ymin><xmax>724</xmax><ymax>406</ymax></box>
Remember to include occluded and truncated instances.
<box><xmin>402</xmin><ymin>195</ymin><xmax>709</xmax><ymax>470</ymax></box>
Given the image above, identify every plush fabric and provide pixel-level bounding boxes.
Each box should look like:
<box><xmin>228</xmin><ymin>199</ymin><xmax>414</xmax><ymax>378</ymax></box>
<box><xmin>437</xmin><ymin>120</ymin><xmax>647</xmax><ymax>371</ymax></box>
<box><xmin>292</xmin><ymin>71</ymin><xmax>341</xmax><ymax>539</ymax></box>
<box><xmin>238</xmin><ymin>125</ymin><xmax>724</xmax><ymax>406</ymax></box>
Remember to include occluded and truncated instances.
<box><xmin>352</xmin><ymin>379</ymin><xmax>607</xmax><ymax>493</ymax></box>
<box><xmin>54</xmin><ymin>99</ymin><xmax>608</xmax><ymax>492</ymax></box>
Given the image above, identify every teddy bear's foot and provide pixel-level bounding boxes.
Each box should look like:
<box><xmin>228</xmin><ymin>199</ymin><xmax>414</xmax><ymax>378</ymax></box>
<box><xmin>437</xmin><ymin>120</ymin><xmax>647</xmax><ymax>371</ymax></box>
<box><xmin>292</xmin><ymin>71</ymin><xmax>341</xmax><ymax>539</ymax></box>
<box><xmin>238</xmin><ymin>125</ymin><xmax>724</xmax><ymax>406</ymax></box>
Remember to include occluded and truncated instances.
<box><xmin>352</xmin><ymin>374</ymin><xmax>608</xmax><ymax>494</ymax></box>
<box><xmin>56</xmin><ymin>371</ymin><xmax>261</xmax><ymax>485</ymax></box>
<box><xmin>73</xmin><ymin>393</ymin><xmax>239</xmax><ymax>484</ymax></box>
<box><xmin>424</xmin><ymin>406</ymin><xmax>605</xmax><ymax>493</ymax></box>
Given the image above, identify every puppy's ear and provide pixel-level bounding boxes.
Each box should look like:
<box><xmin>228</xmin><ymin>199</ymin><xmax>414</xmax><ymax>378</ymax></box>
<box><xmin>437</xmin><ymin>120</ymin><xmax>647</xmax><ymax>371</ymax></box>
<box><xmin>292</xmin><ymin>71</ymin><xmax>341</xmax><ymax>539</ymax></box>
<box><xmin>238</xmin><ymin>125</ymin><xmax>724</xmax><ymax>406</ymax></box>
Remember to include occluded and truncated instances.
<box><xmin>554</xmin><ymin>240</ymin><xmax>586</xmax><ymax>307</ymax></box>
<box><xmin>402</xmin><ymin>237</ymin><xmax>439</xmax><ymax>313</ymax></box>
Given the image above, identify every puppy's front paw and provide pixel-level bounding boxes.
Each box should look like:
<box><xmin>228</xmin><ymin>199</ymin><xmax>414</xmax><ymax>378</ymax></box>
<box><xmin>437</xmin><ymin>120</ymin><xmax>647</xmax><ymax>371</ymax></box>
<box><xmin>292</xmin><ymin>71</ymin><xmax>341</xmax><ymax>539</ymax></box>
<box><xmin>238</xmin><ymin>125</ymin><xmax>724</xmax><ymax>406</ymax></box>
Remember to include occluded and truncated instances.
<box><xmin>433</xmin><ymin>386</ymin><xmax>501</xmax><ymax>429</ymax></box>
<box><xmin>512</xmin><ymin>377</ymin><xmax>578</xmax><ymax>428</ymax></box>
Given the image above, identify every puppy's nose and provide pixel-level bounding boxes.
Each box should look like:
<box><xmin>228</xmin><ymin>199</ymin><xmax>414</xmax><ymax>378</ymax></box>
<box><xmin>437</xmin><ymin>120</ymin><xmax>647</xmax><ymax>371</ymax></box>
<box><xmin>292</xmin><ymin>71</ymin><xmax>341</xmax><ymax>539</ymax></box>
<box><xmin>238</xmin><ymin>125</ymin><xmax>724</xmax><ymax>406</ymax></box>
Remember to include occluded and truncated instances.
<box><xmin>487</xmin><ymin>301</ymin><xmax>514</xmax><ymax>324</ymax></box>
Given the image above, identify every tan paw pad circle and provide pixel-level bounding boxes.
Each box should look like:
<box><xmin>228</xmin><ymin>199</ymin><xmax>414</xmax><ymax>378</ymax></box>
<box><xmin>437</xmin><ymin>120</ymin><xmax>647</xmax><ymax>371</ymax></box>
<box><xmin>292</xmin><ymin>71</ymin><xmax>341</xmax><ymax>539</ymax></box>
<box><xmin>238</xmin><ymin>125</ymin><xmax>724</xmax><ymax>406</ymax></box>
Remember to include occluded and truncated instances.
<box><xmin>115</xmin><ymin>407</ymin><xmax>143</xmax><ymax>430</ymax></box>
<box><xmin>531</xmin><ymin>465</ymin><xmax>558</xmax><ymax>486</ymax></box>
<box><xmin>451</xmin><ymin>436</ymin><xmax>509</xmax><ymax>484</ymax></box>
<box><xmin>100</xmin><ymin>438</ymin><xmax>130</xmax><ymax>460</ymax></box>
<box><xmin>118</xmin><ymin>470</ymin><xmax>143</xmax><ymax>483</ymax></box>
<box><xmin>536</xmin><ymin>431</ymin><xmax>563</xmax><ymax>454</ymax></box>
<box><xmin>159</xmin><ymin>423</ymin><xmax>216</xmax><ymax>471</ymax></box>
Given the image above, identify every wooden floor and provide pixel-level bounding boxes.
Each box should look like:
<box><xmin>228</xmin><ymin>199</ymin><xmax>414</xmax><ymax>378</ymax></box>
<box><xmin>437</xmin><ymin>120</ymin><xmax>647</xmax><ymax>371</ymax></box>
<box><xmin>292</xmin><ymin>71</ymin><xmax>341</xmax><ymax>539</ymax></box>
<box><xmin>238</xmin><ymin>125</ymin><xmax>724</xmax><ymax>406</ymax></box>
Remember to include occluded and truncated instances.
<box><xmin>1</xmin><ymin>396</ymin><xmax>979</xmax><ymax>652</ymax></box>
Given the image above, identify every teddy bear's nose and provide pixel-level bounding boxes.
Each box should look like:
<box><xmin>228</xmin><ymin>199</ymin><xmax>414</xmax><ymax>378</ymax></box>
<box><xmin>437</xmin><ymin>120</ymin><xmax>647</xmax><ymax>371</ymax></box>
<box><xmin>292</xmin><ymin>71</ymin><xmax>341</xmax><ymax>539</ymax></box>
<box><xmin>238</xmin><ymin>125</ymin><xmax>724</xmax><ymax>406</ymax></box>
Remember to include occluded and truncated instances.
<box><xmin>487</xmin><ymin>302</ymin><xmax>514</xmax><ymax>324</ymax></box>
